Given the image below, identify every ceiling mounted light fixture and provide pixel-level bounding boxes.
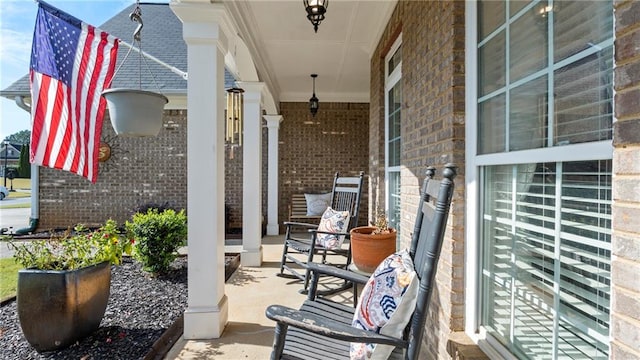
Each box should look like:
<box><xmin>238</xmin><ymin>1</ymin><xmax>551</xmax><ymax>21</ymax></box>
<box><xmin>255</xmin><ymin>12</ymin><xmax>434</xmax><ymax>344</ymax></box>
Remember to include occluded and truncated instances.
<box><xmin>309</xmin><ymin>74</ymin><xmax>319</xmax><ymax>117</ymax></box>
<box><xmin>303</xmin><ymin>0</ymin><xmax>328</xmax><ymax>33</ymax></box>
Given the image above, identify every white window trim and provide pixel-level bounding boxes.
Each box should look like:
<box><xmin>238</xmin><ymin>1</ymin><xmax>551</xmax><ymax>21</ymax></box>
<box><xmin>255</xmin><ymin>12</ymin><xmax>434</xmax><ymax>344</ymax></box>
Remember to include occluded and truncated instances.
<box><xmin>464</xmin><ymin>1</ymin><xmax>613</xmax><ymax>358</ymax></box>
<box><xmin>385</xmin><ymin>34</ymin><xmax>402</xmax><ymax>224</ymax></box>
<box><xmin>464</xmin><ymin>0</ymin><xmax>482</xmax><ymax>343</ymax></box>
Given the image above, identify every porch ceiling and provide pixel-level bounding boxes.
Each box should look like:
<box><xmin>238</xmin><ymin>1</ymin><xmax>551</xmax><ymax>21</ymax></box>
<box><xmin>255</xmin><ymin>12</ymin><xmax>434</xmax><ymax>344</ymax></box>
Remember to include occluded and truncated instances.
<box><xmin>226</xmin><ymin>0</ymin><xmax>397</xmax><ymax>104</ymax></box>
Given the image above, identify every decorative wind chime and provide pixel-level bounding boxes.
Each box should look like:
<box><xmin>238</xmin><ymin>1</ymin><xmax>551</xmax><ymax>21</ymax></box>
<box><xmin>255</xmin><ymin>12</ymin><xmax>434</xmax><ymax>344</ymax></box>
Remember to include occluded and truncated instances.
<box><xmin>226</xmin><ymin>87</ymin><xmax>244</xmax><ymax>159</ymax></box>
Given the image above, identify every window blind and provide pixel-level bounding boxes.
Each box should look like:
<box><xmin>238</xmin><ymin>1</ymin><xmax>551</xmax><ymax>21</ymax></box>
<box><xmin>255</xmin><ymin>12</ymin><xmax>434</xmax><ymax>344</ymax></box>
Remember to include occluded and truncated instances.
<box><xmin>482</xmin><ymin>161</ymin><xmax>611</xmax><ymax>359</ymax></box>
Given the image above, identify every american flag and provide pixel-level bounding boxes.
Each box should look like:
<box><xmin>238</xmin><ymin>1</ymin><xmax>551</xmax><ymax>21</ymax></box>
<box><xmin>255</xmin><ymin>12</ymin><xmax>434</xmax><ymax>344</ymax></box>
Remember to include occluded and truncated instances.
<box><xmin>29</xmin><ymin>1</ymin><xmax>118</xmax><ymax>183</ymax></box>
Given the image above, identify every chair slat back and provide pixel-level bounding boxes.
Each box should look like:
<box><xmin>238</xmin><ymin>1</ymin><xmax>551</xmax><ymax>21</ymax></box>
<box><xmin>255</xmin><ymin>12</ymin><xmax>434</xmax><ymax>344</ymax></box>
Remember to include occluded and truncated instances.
<box><xmin>330</xmin><ymin>171</ymin><xmax>365</xmax><ymax>231</ymax></box>
<box><xmin>406</xmin><ymin>164</ymin><xmax>457</xmax><ymax>360</ymax></box>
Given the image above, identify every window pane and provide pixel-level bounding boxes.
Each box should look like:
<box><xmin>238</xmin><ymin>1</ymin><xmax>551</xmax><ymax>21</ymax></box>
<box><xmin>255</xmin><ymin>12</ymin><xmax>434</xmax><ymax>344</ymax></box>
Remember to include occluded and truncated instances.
<box><xmin>481</xmin><ymin>161</ymin><xmax>611</xmax><ymax>359</ymax></box>
<box><xmin>554</xmin><ymin>47</ymin><xmax>613</xmax><ymax>145</ymax></box>
<box><xmin>554</xmin><ymin>1</ymin><xmax>613</xmax><ymax>63</ymax></box>
<box><xmin>385</xmin><ymin>39</ymin><xmax>401</xmax><ymax>236</ymax></box>
<box><xmin>388</xmin><ymin>83</ymin><xmax>401</xmax><ymax>167</ymax></box>
<box><xmin>389</xmin><ymin>139</ymin><xmax>400</xmax><ymax>167</ymax></box>
<box><xmin>509</xmin><ymin>76</ymin><xmax>547</xmax><ymax>151</ymax></box>
<box><xmin>479</xmin><ymin>32</ymin><xmax>506</xmax><ymax>97</ymax></box>
<box><xmin>557</xmin><ymin>161</ymin><xmax>611</xmax><ymax>359</ymax></box>
<box><xmin>510</xmin><ymin>0</ymin><xmax>530</xmax><ymax>16</ymax></box>
<box><xmin>481</xmin><ymin>164</ymin><xmax>513</xmax><ymax>346</ymax></box>
<box><xmin>478</xmin><ymin>94</ymin><xmax>506</xmax><ymax>154</ymax></box>
<box><xmin>388</xmin><ymin>171</ymin><xmax>401</xmax><ymax>242</ymax></box>
<box><xmin>510</xmin><ymin>6</ymin><xmax>548</xmax><ymax>82</ymax></box>
<box><xmin>478</xmin><ymin>0</ymin><xmax>504</xmax><ymax>40</ymax></box>
<box><xmin>388</xmin><ymin>45</ymin><xmax>402</xmax><ymax>76</ymax></box>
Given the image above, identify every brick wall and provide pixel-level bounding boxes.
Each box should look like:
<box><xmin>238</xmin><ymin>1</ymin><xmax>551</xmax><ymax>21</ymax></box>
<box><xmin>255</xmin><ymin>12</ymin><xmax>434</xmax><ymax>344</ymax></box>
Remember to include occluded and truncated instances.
<box><xmin>278</xmin><ymin>102</ymin><xmax>370</xmax><ymax>232</ymax></box>
<box><xmin>371</xmin><ymin>0</ymin><xmax>466</xmax><ymax>358</ymax></box>
<box><xmin>224</xmin><ymin>126</ymin><xmax>269</xmax><ymax>233</ymax></box>
<box><xmin>38</xmin><ymin>110</ymin><xmax>188</xmax><ymax>229</ymax></box>
<box><xmin>611</xmin><ymin>1</ymin><xmax>640</xmax><ymax>358</ymax></box>
<box><xmin>37</xmin><ymin>103</ymin><xmax>366</xmax><ymax>236</ymax></box>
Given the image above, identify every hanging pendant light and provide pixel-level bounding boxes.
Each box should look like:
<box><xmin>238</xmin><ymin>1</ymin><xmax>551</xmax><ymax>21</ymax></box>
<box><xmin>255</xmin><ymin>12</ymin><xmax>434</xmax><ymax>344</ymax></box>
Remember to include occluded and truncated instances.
<box><xmin>303</xmin><ymin>0</ymin><xmax>328</xmax><ymax>33</ymax></box>
<box><xmin>226</xmin><ymin>87</ymin><xmax>245</xmax><ymax>147</ymax></box>
<box><xmin>309</xmin><ymin>74</ymin><xmax>319</xmax><ymax>117</ymax></box>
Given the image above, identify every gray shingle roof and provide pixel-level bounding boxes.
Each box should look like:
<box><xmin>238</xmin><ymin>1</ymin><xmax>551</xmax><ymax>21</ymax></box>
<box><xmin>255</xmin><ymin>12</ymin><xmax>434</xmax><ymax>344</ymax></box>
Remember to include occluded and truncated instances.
<box><xmin>103</xmin><ymin>2</ymin><xmax>187</xmax><ymax>92</ymax></box>
<box><xmin>1</xmin><ymin>3</ymin><xmax>236</xmax><ymax>98</ymax></box>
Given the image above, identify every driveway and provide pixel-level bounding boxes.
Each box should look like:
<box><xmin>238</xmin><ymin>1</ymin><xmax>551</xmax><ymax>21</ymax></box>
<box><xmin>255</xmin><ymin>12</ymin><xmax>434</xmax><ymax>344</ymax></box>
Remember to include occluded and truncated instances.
<box><xmin>0</xmin><ymin>205</ymin><xmax>31</xmax><ymax>259</ymax></box>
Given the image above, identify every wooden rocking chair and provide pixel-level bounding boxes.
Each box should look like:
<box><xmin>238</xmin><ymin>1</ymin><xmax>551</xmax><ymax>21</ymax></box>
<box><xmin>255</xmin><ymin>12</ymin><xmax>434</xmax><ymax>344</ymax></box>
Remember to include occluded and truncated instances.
<box><xmin>278</xmin><ymin>171</ymin><xmax>364</xmax><ymax>292</ymax></box>
<box><xmin>266</xmin><ymin>164</ymin><xmax>457</xmax><ymax>360</ymax></box>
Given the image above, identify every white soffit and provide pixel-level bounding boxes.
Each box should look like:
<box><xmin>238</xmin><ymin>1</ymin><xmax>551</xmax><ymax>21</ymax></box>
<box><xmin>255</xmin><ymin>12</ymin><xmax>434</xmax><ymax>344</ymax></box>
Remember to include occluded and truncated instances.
<box><xmin>232</xmin><ymin>0</ymin><xmax>397</xmax><ymax>103</ymax></box>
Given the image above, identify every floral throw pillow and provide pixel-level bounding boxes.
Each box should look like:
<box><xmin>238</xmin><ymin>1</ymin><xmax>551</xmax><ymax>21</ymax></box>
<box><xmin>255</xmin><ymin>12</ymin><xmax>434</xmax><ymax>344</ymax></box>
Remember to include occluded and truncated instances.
<box><xmin>315</xmin><ymin>207</ymin><xmax>350</xmax><ymax>250</ymax></box>
<box><xmin>350</xmin><ymin>249</ymin><xmax>418</xmax><ymax>360</ymax></box>
<box><xmin>304</xmin><ymin>192</ymin><xmax>332</xmax><ymax>216</ymax></box>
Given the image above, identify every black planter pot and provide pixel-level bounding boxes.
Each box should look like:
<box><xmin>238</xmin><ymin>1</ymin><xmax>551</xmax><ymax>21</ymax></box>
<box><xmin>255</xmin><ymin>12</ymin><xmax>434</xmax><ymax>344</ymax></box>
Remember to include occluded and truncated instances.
<box><xmin>17</xmin><ymin>261</ymin><xmax>111</xmax><ymax>352</ymax></box>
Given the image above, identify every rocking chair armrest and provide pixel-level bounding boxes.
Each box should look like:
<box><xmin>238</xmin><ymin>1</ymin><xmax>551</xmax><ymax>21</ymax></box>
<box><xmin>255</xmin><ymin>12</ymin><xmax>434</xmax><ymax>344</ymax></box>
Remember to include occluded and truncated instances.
<box><xmin>265</xmin><ymin>305</ymin><xmax>408</xmax><ymax>347</ymax></box>
<box><xmin>308</xmin><ymin>229</ymin><xmax>350</xmax><ymax>237</ymax></box>
<box><xmin>283</xmin><ymin>221</ymin><xmax>319</xmax><ymax>229</ymax></box>
<box><xmin>307</xmin><ymin>262</ymin><xmax>370</xmax><ymax>285</ymax></box>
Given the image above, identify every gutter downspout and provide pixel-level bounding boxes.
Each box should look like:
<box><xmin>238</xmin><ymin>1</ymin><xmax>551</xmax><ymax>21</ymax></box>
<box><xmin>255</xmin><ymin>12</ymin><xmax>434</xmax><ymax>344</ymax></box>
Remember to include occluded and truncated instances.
<box><xmin>13</xmin><ymin>95</ymin><xmax>39</xmax><ymax>235</ymax></box>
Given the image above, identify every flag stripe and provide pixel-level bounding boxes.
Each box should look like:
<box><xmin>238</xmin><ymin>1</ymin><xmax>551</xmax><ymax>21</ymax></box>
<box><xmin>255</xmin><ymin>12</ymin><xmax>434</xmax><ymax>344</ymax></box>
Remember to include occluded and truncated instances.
<box><xmin>45</xmin><ymin>81</ymin><xmax>64</xmax><ymax>166</ymax></box>
<box><xmin>83</xmin><ymin>25</ymin><xmax>102</xmax><ymax>179</ymax></box>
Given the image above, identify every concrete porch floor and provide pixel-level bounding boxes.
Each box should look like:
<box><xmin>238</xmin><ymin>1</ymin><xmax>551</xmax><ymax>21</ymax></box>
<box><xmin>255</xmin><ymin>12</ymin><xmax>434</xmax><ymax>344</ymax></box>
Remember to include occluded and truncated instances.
<box><xmin>165</xmin><ymin>235</ymin><xmax>355</xmax><ymax>359</ymax></box>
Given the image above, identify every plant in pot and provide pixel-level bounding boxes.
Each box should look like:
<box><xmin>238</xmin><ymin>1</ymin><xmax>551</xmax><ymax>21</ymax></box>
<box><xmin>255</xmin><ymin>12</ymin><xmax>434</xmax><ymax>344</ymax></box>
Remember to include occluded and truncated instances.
<box><xmin>7</xmin><ymin>220</ymin><xmax>132</xmax><ymax>352</ymax></box>
<box><xmin>350</xmin><ymin>211</ymin><xmax>397</xmax><ymax>273</ymax></box>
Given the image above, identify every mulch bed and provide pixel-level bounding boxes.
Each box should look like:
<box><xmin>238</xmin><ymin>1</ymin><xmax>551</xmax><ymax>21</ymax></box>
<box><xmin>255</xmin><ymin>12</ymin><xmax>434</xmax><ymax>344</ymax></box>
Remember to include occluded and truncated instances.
<box><xmin>0</xmin><ymin>254</ymin><xmax>240</xmax><ymax>360</ymax></box>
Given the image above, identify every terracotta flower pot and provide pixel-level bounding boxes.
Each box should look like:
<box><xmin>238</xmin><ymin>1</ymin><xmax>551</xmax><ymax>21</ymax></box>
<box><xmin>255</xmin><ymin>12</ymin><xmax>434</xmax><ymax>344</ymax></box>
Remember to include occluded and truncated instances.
<box><xmin>350</xmin><ymin>226</ymin><xmax>397</xmax><ymax>273</ymax></box>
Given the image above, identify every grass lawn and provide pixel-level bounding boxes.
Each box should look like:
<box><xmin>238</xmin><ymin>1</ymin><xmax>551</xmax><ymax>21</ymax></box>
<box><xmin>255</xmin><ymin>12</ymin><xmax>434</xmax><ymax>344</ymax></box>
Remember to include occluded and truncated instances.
<box><xmin>1</xmin><ymin>177</ymin><xmax>31</xmax><ymax>190</ymax></box>
<box><xmin>4</xmin><ymin>191</ymin><xmax>30</xmax><ymax>199</ymax></box>
<box><xmin>0</xmin><ymin>257</ymin><xmax>22</xmax><ymax>299</ymax></box>
<box><xmin>0</xmin><ymin>177</ymin><xmax>31</xmax><ymax>208</ymax></box>
<box><xmin>0</xmin><ymin>202</ymin><xmax>30</xmax><ymax>209</ymax></box>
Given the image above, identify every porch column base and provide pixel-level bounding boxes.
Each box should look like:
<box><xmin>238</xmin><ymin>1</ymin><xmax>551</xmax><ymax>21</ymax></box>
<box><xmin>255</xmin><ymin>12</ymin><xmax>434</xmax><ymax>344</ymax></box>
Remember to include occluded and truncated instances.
<box><xmin>267</xmin><ymin>224</ymin><xmax>279</xmax><ymax>236</ymax></box>
<box><xmin>241</xmin><ymin>246</ymin><xmax>263</xmax><ymax>267</ymax></box>
<box><xmin>183</xmin><ymin>295</ymin><xmax>228</xmax><ymax>339</ymax></box>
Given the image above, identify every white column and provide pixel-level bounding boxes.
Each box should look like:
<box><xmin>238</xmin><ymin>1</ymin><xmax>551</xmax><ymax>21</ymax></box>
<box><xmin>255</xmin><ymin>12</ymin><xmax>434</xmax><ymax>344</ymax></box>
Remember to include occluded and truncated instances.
<box><xmin>171</xmin><ymin>2</ymin><xmax>229</xmax><ymax>339</ymax></box>
<box><xmin>237</xmin><ymin>82</ymin><xmax>264</xmax><ymax>266</ymax></box>
<box><xmin>264</xmin><ymin>115</ymin><xmax>283</xmax><ymax>235</ymax></box>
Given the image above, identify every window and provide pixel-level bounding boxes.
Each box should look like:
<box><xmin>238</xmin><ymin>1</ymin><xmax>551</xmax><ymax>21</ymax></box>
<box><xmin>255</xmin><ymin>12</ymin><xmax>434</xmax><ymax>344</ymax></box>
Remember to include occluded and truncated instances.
<box><xmin>470</xmin><ymin>1</ymin><xmax>613</xmax><ymax>359</ymax></box>
<box><xmin>481</xmin><ymin>161</ymin><xmax>611</xmax><ymax>359</ymax></box>
<box><xmin>385</xmin><ymin>36</ymin><xmax>402</xmax><ymax>241</ymax></box>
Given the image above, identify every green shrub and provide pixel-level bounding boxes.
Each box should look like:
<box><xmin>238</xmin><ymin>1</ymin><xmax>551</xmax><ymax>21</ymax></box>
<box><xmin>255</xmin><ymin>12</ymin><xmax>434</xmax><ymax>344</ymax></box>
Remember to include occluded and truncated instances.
<box><xmin>6</xmin><ymin>220</ymin><xmax>131</xmax><ymax>270</ymax></box>
<box><xmin>126</xmin><ymin>209</ymin><xmax>187</xmax><ymax>274</ymax></box>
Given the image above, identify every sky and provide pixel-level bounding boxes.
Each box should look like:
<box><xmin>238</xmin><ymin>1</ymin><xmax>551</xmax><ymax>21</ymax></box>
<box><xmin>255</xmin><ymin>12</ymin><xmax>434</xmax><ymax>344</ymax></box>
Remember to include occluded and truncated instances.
<box><xmin>0</xmin><ymin>0</ymin><xmax>138</xmax><ymax>141</ymax></box>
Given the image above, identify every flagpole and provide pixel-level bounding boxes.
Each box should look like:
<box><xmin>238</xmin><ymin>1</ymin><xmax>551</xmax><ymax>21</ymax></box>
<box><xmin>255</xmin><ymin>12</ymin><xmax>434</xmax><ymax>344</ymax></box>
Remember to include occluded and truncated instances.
<box><xmin>117</xmin><ymin>40</ymin><xmax>188</xmax><ymax>80</ymax></box>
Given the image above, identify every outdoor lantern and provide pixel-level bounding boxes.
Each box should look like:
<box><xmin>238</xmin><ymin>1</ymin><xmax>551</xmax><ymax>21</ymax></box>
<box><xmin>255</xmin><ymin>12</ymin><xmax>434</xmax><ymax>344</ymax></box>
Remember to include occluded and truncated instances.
<box><xmin>309</xmin><ymin>74</ymin><xmax>319</xmax><ymax>117</ymax></box>
<box><xmin>226</xmin><ymin>87</ymin><xmax>245</xmax><ymax>146</ymax></box>
<box><xmin>303</xmin><ymin>0</ymin><xmax>328</xmax><ymax>33</ymax></box>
